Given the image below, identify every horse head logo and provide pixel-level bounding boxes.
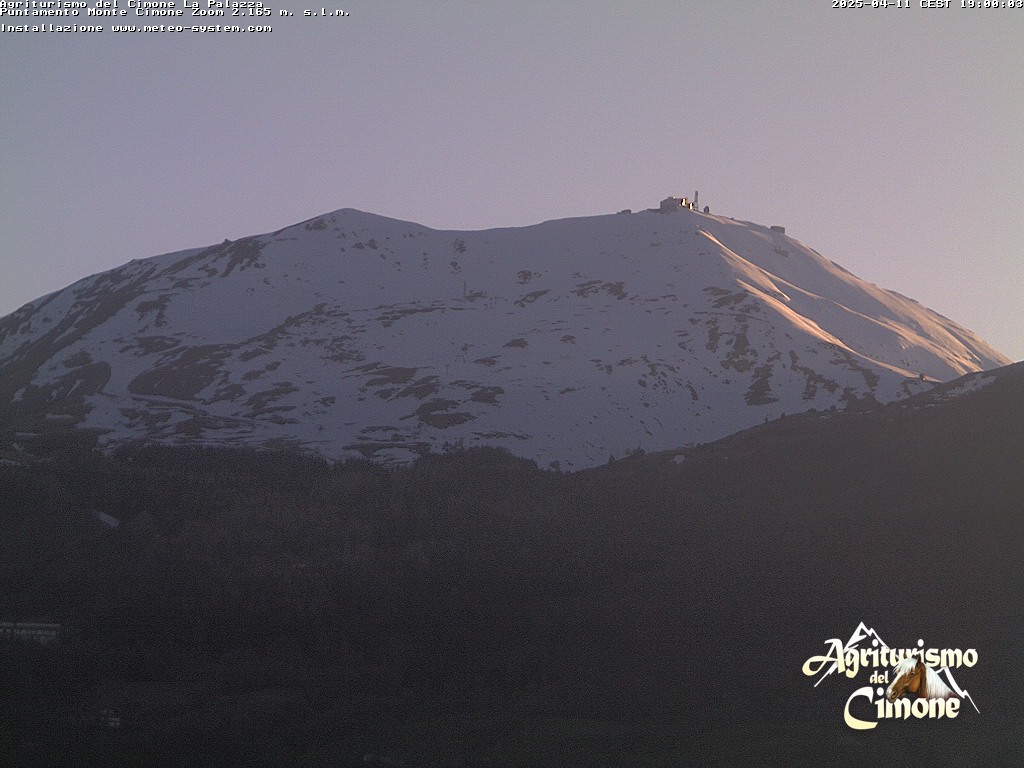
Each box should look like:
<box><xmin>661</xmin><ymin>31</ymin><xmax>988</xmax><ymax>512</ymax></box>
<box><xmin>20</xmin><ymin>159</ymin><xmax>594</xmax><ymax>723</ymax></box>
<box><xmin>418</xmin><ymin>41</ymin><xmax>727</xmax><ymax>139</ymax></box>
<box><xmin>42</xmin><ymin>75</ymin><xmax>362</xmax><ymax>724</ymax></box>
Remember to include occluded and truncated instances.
<box><xmin>887</xmin><ymin>657</ymin><xmax>958</xmax><ymax>703</ymax></box>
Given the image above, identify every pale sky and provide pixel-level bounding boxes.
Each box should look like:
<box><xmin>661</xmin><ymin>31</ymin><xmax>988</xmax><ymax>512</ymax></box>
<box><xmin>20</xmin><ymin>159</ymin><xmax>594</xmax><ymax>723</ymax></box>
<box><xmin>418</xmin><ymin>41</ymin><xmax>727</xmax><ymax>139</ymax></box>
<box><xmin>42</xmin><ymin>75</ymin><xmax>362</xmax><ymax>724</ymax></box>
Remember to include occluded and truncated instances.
<box><xmin>2</xmin><ymin>1</ymin><xmax>1021</xmax><ymax>360</ymax></box>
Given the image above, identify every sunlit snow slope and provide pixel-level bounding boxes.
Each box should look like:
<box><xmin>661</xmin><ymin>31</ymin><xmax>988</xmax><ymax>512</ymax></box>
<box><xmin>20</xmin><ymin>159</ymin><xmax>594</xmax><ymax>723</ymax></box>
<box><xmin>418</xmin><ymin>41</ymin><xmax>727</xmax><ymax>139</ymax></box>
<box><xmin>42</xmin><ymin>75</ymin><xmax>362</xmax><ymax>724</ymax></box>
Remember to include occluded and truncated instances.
<box><xmin>0</xmin><ymin>206</ymin><xmax>1010</xmax><ymax>468</ymax></box>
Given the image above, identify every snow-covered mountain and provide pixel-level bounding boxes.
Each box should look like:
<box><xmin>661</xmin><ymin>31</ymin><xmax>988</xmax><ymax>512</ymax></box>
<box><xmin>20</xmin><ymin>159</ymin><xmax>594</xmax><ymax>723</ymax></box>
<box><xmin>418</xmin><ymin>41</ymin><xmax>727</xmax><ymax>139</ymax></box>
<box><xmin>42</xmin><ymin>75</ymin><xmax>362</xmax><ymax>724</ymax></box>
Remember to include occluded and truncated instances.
<box><xmin>0</xmin><ymin>204</ymin><xmax>1010</xmax><ymax>468</ymax></box>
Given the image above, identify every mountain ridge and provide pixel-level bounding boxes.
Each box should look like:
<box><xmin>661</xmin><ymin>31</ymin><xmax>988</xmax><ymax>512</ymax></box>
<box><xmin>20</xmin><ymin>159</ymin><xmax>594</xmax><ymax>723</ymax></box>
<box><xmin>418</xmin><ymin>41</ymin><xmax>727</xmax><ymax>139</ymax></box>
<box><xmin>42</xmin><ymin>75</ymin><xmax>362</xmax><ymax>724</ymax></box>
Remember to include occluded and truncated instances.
<box><xmin>0</xmin><ymin>204</ymin><xmax>1010</xmax><ymax>468</ymax></box>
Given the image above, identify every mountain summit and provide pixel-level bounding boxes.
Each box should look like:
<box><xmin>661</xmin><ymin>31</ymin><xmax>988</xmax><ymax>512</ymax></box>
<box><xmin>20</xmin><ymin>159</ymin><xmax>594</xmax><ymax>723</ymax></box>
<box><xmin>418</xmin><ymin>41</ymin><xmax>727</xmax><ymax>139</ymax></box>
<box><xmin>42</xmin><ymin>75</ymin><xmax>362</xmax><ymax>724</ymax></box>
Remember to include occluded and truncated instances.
<box><xmin>0</xmin><ymin>204</ymin><xmax>1009</xmax><ymax>468</ymax></box>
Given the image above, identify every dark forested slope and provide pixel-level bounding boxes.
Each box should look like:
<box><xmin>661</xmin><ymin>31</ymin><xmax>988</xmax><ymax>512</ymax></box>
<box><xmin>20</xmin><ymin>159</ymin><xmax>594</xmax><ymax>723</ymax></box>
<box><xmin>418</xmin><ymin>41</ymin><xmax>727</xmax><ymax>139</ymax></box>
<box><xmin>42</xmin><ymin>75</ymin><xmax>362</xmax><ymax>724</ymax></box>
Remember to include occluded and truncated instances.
<box><xmin>2</xmin><ymin>364</ymin><xmax>1022</xmax><ymax>764</ymax></box>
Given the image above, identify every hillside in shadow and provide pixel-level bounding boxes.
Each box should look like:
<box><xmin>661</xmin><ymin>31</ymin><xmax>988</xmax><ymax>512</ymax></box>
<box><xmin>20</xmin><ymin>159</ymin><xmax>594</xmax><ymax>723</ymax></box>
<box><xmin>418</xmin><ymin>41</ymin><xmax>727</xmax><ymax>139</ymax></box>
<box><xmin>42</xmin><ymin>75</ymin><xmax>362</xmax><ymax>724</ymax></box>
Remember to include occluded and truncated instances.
<box><xmin>1</xmin><ymin>364</ymin><xmax>1022</xmax><ymax>764</ymax></box>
